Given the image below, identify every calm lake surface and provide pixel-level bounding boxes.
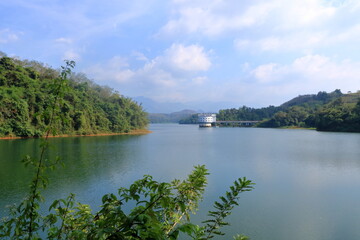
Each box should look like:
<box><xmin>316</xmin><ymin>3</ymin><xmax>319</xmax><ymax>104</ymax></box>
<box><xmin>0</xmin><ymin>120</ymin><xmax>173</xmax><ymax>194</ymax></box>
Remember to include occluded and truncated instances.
<box><xmin>1</xmin><ymin>124</ymin><xmax>360</xmax><ymax>239</ymax></box>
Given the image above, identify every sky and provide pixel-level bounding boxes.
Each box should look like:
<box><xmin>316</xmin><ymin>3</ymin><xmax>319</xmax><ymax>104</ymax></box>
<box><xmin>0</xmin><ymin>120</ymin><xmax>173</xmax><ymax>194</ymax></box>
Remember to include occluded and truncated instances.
<box><xmin>1</xmin><ymin>0</ymin><xmax>360</xmax><ymax>112</ymax></box>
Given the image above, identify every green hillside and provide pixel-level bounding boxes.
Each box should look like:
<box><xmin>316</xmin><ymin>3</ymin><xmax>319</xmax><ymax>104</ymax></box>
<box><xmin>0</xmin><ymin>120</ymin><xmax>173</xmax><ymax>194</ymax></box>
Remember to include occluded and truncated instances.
<box><xmin>280</xmin><ymin>90</ymin><xmax>343</xmax><ymax>108</ymax></box>
<box><xmin>0</xmin><ymin>56</ymin><xmax>148</xmax><ymax>137</ymax></box>
<box><xmin>314</xmin><ymin>92</ymin><xmax>360</xmax><ymax>132</ymax></box>
<box><xmin>218</xmin><ymin>90</ymin><xmax>360</xmax><ymax>132</ymax></box>
<box><xmin>258</xmin><ymin>90</ymin><xmax>360</xmax><ymax>131</ymax></box>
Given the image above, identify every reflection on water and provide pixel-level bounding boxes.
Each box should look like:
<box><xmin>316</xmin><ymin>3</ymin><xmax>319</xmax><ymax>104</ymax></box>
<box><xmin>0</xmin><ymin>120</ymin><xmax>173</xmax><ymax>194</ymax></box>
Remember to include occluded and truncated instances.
<box><xmin>1</xmin><ymin>125</ymin><xmax>360</xmax><ymax>240</ymax></box>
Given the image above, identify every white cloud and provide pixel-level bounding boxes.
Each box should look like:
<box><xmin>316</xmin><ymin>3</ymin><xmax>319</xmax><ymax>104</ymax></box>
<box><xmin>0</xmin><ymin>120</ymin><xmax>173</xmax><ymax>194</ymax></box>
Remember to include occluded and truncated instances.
<box><xmin>107</xmin><ymin>56</ymin><xmax>129</xmax><ymax>69</ymax></box>
<box><xmin>6</xmin><ymin>0</ymin><xmax>151</xmax><ymax>39</ymax></box>
<box><xmin>230</xmin><ymin>0</ymin><xmax>360</xmax><ymax>55</ymax></box>
<box><xmin>84</xmin><ymin>44</ymin><xmax>212</xmax><ymax>101</ymax></box>
<box><xmin>132</xmin><ymin>51</ymin><xmax>148</xmax><ymax>61</ymax></box>
<box><xmin>234</xmin><ymin>39</ymin><xmax>250</xmax><ymax>50</ymax></box>
<box><xmin>251</xmin><ymin>63</ymin><xmax>283</xmax><ymax>83</ymax></box>
<box><xmin>192</xmin><ymin>76</ymin><xmax>207</xmax><ymax>85</ymax></box>
<box><xmin>0</xmin><ymin>29</ymin><xmax>19</xmax><ymax>43</ymax></box>
<box><xmin>330</xmin><ymin>23</ymin><xmax>360</xmax><ymax>44</ymax></box>
<box><xmin>250</xmin><ymin>54</ymin><xmax>360</xmax><ymax>93</ymax></box>
<box><xmin>274</xmin><ymin>0</ymin><xmax>336</xmax><ymax>30</ymax></box>
<box><xmin>159</xmin><ymin>1</ymin><xmax>276</xmax><ymax>36</ymax></box>
<box><xmin>86</xmin><ymin>56</ymin><xmax>133</xmax><ymax>83</ymax></box>
<box><xmin>160</xmin><ymin>0</ymin><xmax>339</xmax><ymax>38</ymax></box>
<box><xmin>235</xmin><ymin>31</ymin><xmax>327</xmax><ymax>53</ymax></box>
<box><xmin>162</xmin><ymin>44</ymin><xmax>211</xmax><ymax>71</ymax></box>
<box><xmin>55</xmin><ymin>37</ymin><xmax>73</xmax><ymax>44</ymax></box>
<box><xmin>161</xmin><ymin>0</ymin><xmax>360</xmax><ymax>59</ymax></box>
<box><xmin>63</xmin><ymin>50</ymin><xmax>81</xmax><ymax>61</ymax></box>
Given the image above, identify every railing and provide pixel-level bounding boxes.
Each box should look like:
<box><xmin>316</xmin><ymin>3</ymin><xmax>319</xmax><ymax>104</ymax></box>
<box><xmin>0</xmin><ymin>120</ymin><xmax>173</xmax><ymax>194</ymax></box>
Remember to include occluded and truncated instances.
<box><xmin>215</xmin><ymin>121</ymin><xmax>259</xmax><ymax>127</ymax></box>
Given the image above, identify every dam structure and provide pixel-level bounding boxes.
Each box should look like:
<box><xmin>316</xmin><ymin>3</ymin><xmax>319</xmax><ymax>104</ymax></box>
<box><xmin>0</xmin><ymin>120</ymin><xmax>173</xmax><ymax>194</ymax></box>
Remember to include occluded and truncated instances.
<box><xmin>198</xmin><ymin>113</ymin><xmax>216</xmax><ymax>127</ymax></box>
<box><xmin>198</xmin><ymin>113</ymin><xmax>260</xmax><ymax>127</ymax></box>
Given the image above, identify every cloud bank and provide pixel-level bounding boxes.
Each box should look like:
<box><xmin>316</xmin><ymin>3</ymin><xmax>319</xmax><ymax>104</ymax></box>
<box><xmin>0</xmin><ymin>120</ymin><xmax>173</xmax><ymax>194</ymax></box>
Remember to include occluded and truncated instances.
<box><xmin>86</xmin><ymin>44</ymin><xmax>212</xmax><ymax>102</ymax></box>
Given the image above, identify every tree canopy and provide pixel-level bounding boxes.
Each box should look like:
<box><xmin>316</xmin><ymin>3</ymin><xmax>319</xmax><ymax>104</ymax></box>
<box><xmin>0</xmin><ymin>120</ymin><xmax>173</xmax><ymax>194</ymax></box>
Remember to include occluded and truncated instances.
<box><xmin>0</xmin><ymin>56</ymin><xmax>148</xmax><ymax>137</ymax></box>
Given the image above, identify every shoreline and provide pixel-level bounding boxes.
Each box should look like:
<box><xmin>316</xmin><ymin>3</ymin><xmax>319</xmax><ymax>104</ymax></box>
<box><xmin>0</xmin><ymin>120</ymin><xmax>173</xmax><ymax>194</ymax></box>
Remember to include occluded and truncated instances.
<box><xmin>0</xmin><ymin>129</ymin><xmax>152</xmax><ymax>140</ymax></box>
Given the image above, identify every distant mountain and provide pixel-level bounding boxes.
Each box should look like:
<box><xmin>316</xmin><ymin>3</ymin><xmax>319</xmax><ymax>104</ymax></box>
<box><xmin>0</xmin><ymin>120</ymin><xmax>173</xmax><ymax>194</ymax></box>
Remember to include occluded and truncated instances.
<box><xmin>133</xmin><ymin>96</ymin><xmax>238</xmax><ymax>114</ymax></box>
<box><xmin>132</xmin><ymin>97</ymin><xmax>191</xmax><ymax>114</ymax></box>
<box><xmin>148</xmin><ymin>109</ymin><xmax>197</xmax><ymax>123</ymax></box>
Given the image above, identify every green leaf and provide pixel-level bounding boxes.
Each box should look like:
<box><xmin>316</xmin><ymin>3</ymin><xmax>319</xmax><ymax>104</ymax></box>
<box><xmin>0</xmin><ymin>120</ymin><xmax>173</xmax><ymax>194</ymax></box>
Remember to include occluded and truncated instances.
<box><xmin>49</xmin><ymin>200</ymin><xmax>59</xmax><ymax>211</ymax></box>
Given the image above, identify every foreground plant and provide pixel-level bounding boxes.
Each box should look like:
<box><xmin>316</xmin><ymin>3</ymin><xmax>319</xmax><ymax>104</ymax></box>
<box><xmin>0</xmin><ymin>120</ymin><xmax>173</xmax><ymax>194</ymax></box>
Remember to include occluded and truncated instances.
<box><xmin>0</xmin><ymin>61</ymin><xmax>254</xmax><ymax>239</ymax></box>
<box><xmin>1</xmin><ymin>165</ymin><xmax>253</xmax><ymax>239</ymax></box>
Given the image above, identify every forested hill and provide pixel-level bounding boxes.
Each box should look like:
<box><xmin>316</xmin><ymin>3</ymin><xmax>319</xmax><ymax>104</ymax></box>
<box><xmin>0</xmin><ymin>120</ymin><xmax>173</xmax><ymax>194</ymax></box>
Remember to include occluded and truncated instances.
<box><xmin>217</xmin><ymin>89</ymin><xmax>360</xmax><ymax>132</ymax></box>
<box><xmin>0</xmin><ymin>56</ymin><xmax>148</xmax><ymax>137</ymax></box>
<box><xmin>217</xmin><ymin>90</ymin><xmax>344</xmax><ymax>121</ymax></box>
<box><xmin>280</xmin><ymin>89</ymin><xmax>343</xmax><ymax>108</ymax></box>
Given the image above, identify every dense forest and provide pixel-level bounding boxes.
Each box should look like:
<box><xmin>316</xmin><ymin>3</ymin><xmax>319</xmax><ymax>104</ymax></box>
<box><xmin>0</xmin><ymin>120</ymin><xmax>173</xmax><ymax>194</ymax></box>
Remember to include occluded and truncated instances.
<box><xmin>217</xmin><ymin>105</ymin><xmax>281</xmax><ymax>121</ymax></box>
<box><xmin>255</xmin><ymin>90</ymin><xmax>360</xmax><ymax>132</ymax></box>
<box><xmin>0</xmin><ymin>56</ymin><xmax>148</xmax><ymax>137</ymax></box>
<box><xmin>180</xmin><ymin>89</ymin><xmax>360</xmax><ymax>132</ymax></box>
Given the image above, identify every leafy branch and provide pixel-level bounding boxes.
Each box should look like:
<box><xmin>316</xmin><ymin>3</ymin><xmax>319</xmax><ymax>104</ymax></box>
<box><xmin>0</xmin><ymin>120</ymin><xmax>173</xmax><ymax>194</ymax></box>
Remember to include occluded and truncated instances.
<box><xmin>0</xmin><ymin>60</ymin><xmax>75</xmax><ymax>239</ymax></box>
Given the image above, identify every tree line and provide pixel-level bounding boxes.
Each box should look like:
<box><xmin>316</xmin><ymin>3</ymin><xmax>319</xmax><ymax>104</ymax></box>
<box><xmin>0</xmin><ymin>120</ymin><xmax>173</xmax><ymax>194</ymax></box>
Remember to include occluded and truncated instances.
<box><xmin>257</xmin><ymin>90</ymin><xmax>360</xmax><ymax>132</ymax></box>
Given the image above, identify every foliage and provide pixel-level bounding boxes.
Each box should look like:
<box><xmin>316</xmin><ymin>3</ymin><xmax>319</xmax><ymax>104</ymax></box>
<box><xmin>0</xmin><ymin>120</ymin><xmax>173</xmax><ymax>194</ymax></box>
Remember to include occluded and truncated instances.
<box><xmin>315</xmin><ymin>98</ymin><xmax>360</xmax><ymax>132</ymax></box>
<box><xmin>217</xmin><ymin>106</ymin><xmax>281</xmax><ymax>122</ymax></box>
<box><xmin>258</xmin><ymin>91</ymin><xmax>360</xmax><ymax>131</ymax></box>
<box><xmin>0</xmin><ymin>60</ymin><xmax>76</xmax><ymax>239</ymax></box>
<box><xmin>0</xmin><ymin>56</ymin><xmax>148</xmax><ymax>137</ymax></box>
<box><xmin>258</xmin><ymin>106</ymin><xmax>311</xmax><ymax>128</ymax></box>
<box><xmin>256</xmin><ymin>90</ymin><xmax>346</xmax><ymax>128</ymax></box>
<box><xmin>200</xmin><ymin>178</ymin><xmax>253</xmax><ymax>239</ymax></box>
<box><xmin>0</xmin><ymin>165</ymin><xmax>254</xmax><ymax>239</ymax></box>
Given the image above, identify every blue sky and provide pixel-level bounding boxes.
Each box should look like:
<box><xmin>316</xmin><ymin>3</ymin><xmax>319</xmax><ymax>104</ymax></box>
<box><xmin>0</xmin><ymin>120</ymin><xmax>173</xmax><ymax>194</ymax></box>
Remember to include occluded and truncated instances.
<box><xmin>1</xmin><ymin>0</ymin><xmax>360</xmax><ymax>111</ymax></box>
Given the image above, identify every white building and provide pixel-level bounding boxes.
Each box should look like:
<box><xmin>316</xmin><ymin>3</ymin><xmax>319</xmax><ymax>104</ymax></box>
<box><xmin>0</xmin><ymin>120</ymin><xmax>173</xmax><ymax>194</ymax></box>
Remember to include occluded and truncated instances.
<box><xmin>198</xmin><ymin>113</ymin><xmax>216</xmax><ymax>127</ymax></box>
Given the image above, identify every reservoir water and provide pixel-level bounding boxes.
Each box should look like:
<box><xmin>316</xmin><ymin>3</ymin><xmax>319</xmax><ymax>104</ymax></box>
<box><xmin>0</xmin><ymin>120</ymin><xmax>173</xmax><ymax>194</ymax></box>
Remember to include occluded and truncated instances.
<box><xmin>1</xmin><ymin>124</ymin><xmax>360</xmax><ymax>239</ymax></box>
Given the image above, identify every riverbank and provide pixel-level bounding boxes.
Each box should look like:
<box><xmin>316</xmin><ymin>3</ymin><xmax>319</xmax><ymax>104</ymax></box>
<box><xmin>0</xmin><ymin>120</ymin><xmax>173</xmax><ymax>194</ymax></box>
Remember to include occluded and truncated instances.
<box><xmin>0</xmin><ymin>129</ymin><xmax>152</xmax><ymax>140</ymax></box>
